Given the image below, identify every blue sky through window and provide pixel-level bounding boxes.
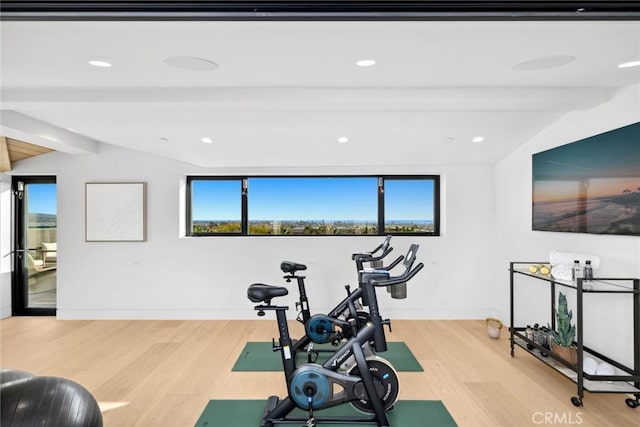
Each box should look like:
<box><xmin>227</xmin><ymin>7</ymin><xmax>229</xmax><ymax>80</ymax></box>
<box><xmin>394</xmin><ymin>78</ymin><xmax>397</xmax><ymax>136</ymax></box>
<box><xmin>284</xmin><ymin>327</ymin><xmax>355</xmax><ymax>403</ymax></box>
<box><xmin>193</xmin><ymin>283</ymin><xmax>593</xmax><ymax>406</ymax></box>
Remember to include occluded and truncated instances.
<box><xmin>191</xmin><ymin>177</ymin><xmax>436</xmax><ymax>223</ymax></box>
<box><xmin>192</xmin><ymin>180</ymin><xmax>241</xmax><ymax>221</ymax></box>
<box><xmin>385</xmin><ymin>179</ymin><xmax>435</xmax><ymax>221</ymax></box>
<box><xmin>28</xmin><ymin>183</ymin><xmax>57</xmax><ymax>215</ymax></box>
<box><xmin>249</xmin><ymin>177</ymin><xmax>377</xmax><ymax>221</ymax></box>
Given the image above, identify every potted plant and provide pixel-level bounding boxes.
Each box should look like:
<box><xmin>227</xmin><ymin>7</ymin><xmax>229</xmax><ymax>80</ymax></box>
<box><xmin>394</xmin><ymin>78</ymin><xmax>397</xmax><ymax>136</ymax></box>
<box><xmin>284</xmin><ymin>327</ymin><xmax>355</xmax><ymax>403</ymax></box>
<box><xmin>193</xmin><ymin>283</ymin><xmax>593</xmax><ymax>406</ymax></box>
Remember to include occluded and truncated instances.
<box><xmin>549</xmin><ymin>292</ymin><xmax>578</xmax><ymax>365</ymax></box>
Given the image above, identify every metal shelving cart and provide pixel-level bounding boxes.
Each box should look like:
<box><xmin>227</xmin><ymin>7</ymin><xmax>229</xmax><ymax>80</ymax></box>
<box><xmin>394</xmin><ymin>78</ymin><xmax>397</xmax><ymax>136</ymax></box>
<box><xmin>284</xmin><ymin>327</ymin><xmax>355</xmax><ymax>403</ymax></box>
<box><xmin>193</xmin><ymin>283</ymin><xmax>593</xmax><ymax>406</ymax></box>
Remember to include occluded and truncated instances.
<box><xmin>509</xmin><ymin>261</ymin><xmax>640</xmax><ymax>408</ymax></box>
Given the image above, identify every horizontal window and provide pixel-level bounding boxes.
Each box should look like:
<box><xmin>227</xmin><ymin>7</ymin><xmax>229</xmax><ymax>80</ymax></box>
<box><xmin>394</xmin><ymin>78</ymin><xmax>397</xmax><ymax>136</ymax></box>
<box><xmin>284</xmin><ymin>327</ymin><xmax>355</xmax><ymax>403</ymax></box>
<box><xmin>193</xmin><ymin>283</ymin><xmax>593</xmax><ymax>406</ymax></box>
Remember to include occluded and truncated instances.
<box><xmin>187</xmin><ymin>175</ymin><xmax>439</xmax><ymax>236</ymax></box>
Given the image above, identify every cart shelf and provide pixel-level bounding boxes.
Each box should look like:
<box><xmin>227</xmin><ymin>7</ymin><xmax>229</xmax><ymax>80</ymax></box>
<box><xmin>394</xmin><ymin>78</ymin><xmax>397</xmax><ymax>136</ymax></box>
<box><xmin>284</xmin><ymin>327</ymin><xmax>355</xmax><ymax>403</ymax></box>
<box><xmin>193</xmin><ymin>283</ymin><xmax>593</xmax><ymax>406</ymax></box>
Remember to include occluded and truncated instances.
<box><xmin>509</xmin><ymin>262</ymin><xmax>640</xmax><ymax>408</ymax></box>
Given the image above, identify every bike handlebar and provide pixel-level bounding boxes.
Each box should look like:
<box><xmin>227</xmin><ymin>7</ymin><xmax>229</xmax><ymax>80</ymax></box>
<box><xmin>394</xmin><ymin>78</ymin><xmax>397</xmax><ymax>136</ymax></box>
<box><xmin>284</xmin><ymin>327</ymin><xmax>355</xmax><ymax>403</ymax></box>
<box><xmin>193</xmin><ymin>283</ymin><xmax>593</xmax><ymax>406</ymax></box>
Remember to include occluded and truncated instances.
<box><xmin>351</xmin><ymin>235</ymin><xmax>392</xmax><ymax>261</ymax></box>
<box><xmin>379</xmin><ymin>255</ymin><xmax>404</xmax><ymax>271</ymax></box>
<box><xmin>372</xmin><ymin>235</ymin><xmax>392</xmax><ymax>254</ymax></box>
<box><xmin>368</xmin><ymin>263</ymin><xmax>424</xmax><ymax>287</ymax></box>
<box><xmin>352</xmin><ymin>246</ymin><xmax>393</xmax><ymax>262</ymax></box>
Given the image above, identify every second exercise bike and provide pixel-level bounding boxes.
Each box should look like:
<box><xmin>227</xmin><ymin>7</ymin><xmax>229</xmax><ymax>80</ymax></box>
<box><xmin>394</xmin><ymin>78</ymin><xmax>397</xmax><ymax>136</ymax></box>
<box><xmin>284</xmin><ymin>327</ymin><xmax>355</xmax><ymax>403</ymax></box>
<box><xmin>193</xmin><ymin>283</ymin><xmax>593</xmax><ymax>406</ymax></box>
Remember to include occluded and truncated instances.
<box><xmin>247</xmin><ymin>244</ymin><xmax>424</xmax><ymax>427</ymax></box>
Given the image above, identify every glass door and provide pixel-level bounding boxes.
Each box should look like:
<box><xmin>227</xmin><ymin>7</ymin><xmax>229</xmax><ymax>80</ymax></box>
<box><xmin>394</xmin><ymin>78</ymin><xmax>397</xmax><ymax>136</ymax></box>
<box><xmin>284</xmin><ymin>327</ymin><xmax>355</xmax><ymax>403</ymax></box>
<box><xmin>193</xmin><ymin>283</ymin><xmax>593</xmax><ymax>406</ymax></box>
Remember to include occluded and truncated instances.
<box><xmin>12</xmin><ymin>176</ymin><xmax>57</xmax><ymax>315</ymax></box>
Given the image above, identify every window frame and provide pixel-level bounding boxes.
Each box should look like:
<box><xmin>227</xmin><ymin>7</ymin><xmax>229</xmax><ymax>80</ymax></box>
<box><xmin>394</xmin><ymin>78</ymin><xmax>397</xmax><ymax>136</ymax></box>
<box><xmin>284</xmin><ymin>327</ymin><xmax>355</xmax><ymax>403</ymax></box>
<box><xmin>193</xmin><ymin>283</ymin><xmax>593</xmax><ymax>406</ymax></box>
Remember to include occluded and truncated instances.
<box><xmin>187</xmin><ymin>176</ymin><xmax>247</xmax><ymax>236</ymax></box>
<box><xmin>380</xmin><ymin>175</ymin><xmax>441</xmax><ymax>237</ymax></box>
<box><xmin>186</xmin><ymin>175</ymin><xmax>440</xmax><ymax>237</ymax></box>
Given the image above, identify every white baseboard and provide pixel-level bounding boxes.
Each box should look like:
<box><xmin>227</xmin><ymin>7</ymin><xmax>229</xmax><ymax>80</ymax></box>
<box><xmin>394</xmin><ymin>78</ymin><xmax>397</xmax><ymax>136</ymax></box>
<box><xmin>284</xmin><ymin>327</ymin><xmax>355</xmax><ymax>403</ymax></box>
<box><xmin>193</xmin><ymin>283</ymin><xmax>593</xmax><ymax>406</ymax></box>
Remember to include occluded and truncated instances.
<box><xmin>56</xmin><ymin>309</ymin><xmax>258</xmax><ymax>320</ymax></box>
<box><xmin>1</xmin><ymin>305</ymin><xmax>12</xmax><ymax>319</ymax></box>
<box><xmin>57</xmin><ymin>307</ymin><xmax>503</xmax><ymax>321</ymax></box>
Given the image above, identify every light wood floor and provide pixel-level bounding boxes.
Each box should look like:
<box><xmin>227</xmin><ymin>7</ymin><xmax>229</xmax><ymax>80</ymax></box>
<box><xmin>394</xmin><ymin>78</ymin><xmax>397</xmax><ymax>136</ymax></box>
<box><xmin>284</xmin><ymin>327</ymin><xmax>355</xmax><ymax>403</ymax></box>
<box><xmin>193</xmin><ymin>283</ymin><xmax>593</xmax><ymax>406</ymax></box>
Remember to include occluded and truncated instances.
<box><xmin>1</xmin><ymin>318</ymin><xmax>637</xmax><ymax>426</ymax></box>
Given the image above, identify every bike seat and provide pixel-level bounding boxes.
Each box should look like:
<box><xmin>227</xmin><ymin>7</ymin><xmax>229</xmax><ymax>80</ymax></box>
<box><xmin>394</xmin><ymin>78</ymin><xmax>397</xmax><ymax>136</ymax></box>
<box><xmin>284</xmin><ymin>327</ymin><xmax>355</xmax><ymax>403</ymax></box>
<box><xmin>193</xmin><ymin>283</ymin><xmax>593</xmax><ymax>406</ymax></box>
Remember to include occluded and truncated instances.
<box><xmin>280</xmin><ymin>261</ymin><xmax>307</xmax><ymax>274</ymax></box>
<box><xmin>248</xmin><ymin>283</ymin><xmax>289</xmax><ymax>303</ymax></box>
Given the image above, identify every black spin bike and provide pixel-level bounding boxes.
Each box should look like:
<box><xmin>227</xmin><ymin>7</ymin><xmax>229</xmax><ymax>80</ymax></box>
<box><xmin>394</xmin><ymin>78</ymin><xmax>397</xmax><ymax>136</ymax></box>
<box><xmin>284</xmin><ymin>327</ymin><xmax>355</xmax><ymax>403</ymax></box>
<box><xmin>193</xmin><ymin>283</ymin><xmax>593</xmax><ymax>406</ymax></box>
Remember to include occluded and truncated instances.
<box><xmin>279</xmin><ymin>236</ymin><xmax>404</xmax><ymax>360</ymax></box>
<box><xmin>247</xmin><ymin>244</ymin><xmax>423</xmax><ymax>427</ymax></box>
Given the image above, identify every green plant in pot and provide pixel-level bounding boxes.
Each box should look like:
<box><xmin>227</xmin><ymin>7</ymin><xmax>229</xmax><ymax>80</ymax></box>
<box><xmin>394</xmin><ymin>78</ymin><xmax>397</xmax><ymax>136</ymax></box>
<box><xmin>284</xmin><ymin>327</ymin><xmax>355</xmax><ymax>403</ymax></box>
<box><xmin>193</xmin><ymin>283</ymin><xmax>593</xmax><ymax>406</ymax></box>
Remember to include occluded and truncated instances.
<box><xmin>548</xmin><ymin>291</ymin><xmax>578</xmax><ymax>365</ymax></box>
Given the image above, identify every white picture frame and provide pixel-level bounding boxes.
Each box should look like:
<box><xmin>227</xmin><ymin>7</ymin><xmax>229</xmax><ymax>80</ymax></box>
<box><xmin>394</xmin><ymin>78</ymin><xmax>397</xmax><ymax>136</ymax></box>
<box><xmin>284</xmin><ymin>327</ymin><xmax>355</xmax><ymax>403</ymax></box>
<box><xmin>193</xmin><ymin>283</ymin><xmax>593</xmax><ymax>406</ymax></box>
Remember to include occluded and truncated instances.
<box><xmin>85</xmin><ymin>182</ymin><xmax>147</xmax><ymax>242</ymax></box>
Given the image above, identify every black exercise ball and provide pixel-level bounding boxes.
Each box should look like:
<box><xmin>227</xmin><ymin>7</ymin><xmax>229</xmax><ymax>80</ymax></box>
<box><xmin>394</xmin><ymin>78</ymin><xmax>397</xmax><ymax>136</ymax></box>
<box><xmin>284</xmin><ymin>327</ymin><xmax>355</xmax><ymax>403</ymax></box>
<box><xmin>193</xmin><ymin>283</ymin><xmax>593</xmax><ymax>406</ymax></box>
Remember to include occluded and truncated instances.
<box><xmin>0</xmin><ymin>369</ymin><xmax>34</xmax><ymax>387</ymax></box>
<box><xmin>1</xmin><ymin>371</ymin><xmax>103</xmax><ymax>427</ymax></box>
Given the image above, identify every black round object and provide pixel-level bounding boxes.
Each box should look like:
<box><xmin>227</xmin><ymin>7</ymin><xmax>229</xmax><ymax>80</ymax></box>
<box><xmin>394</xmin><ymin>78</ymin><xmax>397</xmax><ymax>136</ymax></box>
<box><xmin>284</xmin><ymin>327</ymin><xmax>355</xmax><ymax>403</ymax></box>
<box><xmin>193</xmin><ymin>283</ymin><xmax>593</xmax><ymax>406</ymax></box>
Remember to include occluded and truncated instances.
<box><xmin>1</xmin><ymin>373</ymin><xmax>103</xmax><ymax>427</ymax></box>
<box><xmin>348</xmin><ymin>357</ymin><xmax>399</xmax><ymax>413</ymax></box>
<box><xmin>625</xmin><ymin>398</ymin><xmax>639</xmax><ymax>409</ymax></box>
<box><xmin>290</xmin><ymin>366</ymin><xmax>331</xmax><ymax>409</ymax></box>
<box><xmin>306</xmin><ymin>315</ymin><xmax>335</xmax><ymax>344</ymax></box>
<box><xmin>0</xmin><ymin>369</ymin><xmax>34</xmax><ymax>387</ymax></box>
<box><xmin>571</xmin><ymin>396</ymin><xmax>583</xmax><ymax>407</ymax></box>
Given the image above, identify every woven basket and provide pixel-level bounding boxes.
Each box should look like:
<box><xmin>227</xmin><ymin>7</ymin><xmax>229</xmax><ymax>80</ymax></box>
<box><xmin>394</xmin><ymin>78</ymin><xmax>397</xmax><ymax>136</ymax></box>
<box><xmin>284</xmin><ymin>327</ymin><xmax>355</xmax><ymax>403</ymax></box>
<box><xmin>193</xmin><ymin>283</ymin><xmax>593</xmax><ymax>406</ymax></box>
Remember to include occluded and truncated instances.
<box><xmin>485</xmin><ymin>317</ymin><xmax>503</xmax><ymax>339</ymax></box>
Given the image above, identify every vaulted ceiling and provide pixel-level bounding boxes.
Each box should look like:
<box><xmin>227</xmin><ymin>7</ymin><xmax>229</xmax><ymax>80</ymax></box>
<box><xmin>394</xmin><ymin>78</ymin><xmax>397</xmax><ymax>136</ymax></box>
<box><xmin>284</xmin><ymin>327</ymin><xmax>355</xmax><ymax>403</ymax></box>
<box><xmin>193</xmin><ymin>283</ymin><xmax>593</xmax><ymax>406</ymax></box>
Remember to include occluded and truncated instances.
<box><xmin>1</xmin><ymin>18</ymin><xmax>639</xmax><ymax>168</ymax></box>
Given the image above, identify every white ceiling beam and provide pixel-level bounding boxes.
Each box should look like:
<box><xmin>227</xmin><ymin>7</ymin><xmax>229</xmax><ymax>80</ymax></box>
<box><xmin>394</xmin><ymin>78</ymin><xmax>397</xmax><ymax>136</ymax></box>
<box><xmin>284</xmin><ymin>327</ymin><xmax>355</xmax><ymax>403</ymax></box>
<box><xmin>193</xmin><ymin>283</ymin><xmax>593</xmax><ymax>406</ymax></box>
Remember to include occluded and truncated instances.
<box><xmin>0</xmin><ymin>110</ymin><xmax>100</xmax><ymax>154</ymax></box>
<box><xmin>0</xmin><ymin>87</ymin><xmax>614</xmax><ymax>113</ymax></box>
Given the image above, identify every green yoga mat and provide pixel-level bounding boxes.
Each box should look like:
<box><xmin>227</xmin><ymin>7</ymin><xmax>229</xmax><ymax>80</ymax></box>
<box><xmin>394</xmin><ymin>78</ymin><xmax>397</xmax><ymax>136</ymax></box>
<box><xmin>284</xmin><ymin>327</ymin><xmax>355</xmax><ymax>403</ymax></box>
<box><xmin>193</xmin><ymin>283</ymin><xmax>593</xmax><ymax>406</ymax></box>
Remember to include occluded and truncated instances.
<box><xmin>232</xmin><ymin>341</ymin><xmax>423</xmax><ymax>372</ymax></box>
<box><xmin>195</xmin><ymin>399</ymin><xmax>457</xmax><ymax>427</ymax></box>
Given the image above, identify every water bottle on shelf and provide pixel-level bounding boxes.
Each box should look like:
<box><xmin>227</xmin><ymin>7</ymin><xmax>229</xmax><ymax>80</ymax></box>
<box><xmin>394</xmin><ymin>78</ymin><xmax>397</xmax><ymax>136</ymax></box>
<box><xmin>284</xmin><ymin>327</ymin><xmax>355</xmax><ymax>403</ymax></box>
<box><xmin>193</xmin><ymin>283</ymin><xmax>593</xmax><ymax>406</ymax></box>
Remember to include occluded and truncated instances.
<box><xmin>526</xmin><ymin>325</ymin><xmax>533</xmax><ymax>340</ymax></box>
<box><xmin>525</xmin><ymin>325</ymin><xmax>534</xmax><ymax>349</ymax></box>
<box><xmin>539</xmin><ymin>327</ymin><xmax>550</xmax><ymax>357</ymax></box>
<box><xmin>582</xmin><ymin>260</ymin><xmax>593</xmax><ymax>289</ymax></box>
<box><xmin>572</xmin><ymin>260</ymin><xmax>581</xmax><ymax>283</ymax></box>
<box><xmin>533</xmin><ymin>324</ymin><xmax>540</xmax><ymax>346</ymax></box>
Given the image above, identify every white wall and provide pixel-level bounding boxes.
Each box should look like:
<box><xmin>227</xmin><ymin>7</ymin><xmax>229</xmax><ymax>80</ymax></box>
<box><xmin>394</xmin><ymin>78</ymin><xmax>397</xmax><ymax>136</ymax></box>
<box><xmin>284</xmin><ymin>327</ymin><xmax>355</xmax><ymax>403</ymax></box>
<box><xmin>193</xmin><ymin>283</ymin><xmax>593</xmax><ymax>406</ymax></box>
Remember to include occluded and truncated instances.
<box><xmin>4</xmin><ymin>83</ymin><xmax>636</xmax><ymax>348</ymax></box>
<box><xmin>0</xmin><ymin>174</ymin><xmax>12</xmax><ymax>318</ymax></box>
<box><xmin>494</xmin><ymin>83</ymin><xmax>640</xmax><ymax>368</ymax></box>
<box><xmin>5</xmin><ymin>146</ymin><xmax>497</xmax><ymax>320</ymax></box>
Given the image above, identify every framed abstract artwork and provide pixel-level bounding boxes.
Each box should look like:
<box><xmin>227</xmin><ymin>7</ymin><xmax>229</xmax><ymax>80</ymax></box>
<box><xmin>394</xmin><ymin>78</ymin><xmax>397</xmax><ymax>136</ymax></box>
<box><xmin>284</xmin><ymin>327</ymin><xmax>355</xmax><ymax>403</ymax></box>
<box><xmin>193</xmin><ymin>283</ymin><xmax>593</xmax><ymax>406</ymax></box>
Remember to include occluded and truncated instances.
<box><xmin>85</xmin><ymin>182</ymin><xmax>147</xmax><ymax>241</ymax></box>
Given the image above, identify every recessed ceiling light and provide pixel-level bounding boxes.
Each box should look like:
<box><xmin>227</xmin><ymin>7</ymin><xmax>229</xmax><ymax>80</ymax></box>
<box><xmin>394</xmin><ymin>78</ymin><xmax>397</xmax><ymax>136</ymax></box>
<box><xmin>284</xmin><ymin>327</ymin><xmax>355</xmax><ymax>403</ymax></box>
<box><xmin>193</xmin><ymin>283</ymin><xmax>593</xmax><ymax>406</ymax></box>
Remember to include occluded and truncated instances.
<box><xmin>163</xmin><ymin>56</ymin><xmax>219</xmax><ymax>71</ymax></box>
<box><xmin>356</xmin><ymin>59</ymin><xmax>376</xmax><ymax>67</ymax></box>
<box><xmin>88</xmin><ymin>60</ymin><xmax>112</xmax><ymax>68</ymax></box>
<box><xmin>618</xmin><ymin>60</ymin><xmax>640</xmax><ymax>68</ymax></box>
<box><xmin>201</xmin><ymin>137</ymin><xmax>213</xmax><ymax>144</ymax></box>
<box><xmin>472</xmin><ymin>136</ymin><xmax>485</xmax><ymax>143</ymax></box>
<box><xmin>512</xmin><ymin>55</ymin><xmax>575</xmax><ymax>71</ymax></box>
<box><xmin>338</xmin><ymin>136</ymin><xmax>349</xmax><ymax>144</ymax></box>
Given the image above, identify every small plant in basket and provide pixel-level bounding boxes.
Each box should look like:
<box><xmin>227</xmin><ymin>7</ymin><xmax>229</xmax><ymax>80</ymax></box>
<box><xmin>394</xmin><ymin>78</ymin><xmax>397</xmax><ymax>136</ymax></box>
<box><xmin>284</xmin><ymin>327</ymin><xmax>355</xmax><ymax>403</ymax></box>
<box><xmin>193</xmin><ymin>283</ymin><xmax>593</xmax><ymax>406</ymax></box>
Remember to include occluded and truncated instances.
<box><xmin>548</xmin><ymin>292</ymin><xmax>578</xmax><ymax>365</ymax></box>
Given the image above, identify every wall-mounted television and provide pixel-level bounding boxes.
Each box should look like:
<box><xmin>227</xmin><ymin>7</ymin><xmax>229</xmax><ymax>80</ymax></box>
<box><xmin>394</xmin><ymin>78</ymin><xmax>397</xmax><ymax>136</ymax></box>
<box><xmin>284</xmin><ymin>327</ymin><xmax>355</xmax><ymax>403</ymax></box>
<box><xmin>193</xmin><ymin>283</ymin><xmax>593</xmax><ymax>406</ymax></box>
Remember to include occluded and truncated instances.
<box><xmin>532</xmin><ymin>122</ymin><xmax>640</xmax><ymax>236</ymax></box>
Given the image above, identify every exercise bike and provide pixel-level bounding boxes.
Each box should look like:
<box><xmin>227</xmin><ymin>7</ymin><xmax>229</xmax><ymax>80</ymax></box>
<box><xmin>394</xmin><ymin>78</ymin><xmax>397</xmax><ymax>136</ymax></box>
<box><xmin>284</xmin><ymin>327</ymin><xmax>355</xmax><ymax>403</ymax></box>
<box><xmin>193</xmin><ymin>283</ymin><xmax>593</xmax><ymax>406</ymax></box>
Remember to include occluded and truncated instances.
<box><xmin>281</xmin><ymin>236</ymin><xmax>404</xmax><ymax>353</ymax></box>
<box><xmin>247</xmin><ymin>245</ymin><xmax>423</xmax><ymax>427</ymax></box>
<box><xmin>283</xmin><ymin>235</ymin><xmax>396</xmax><ymax>326</ymax></box>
